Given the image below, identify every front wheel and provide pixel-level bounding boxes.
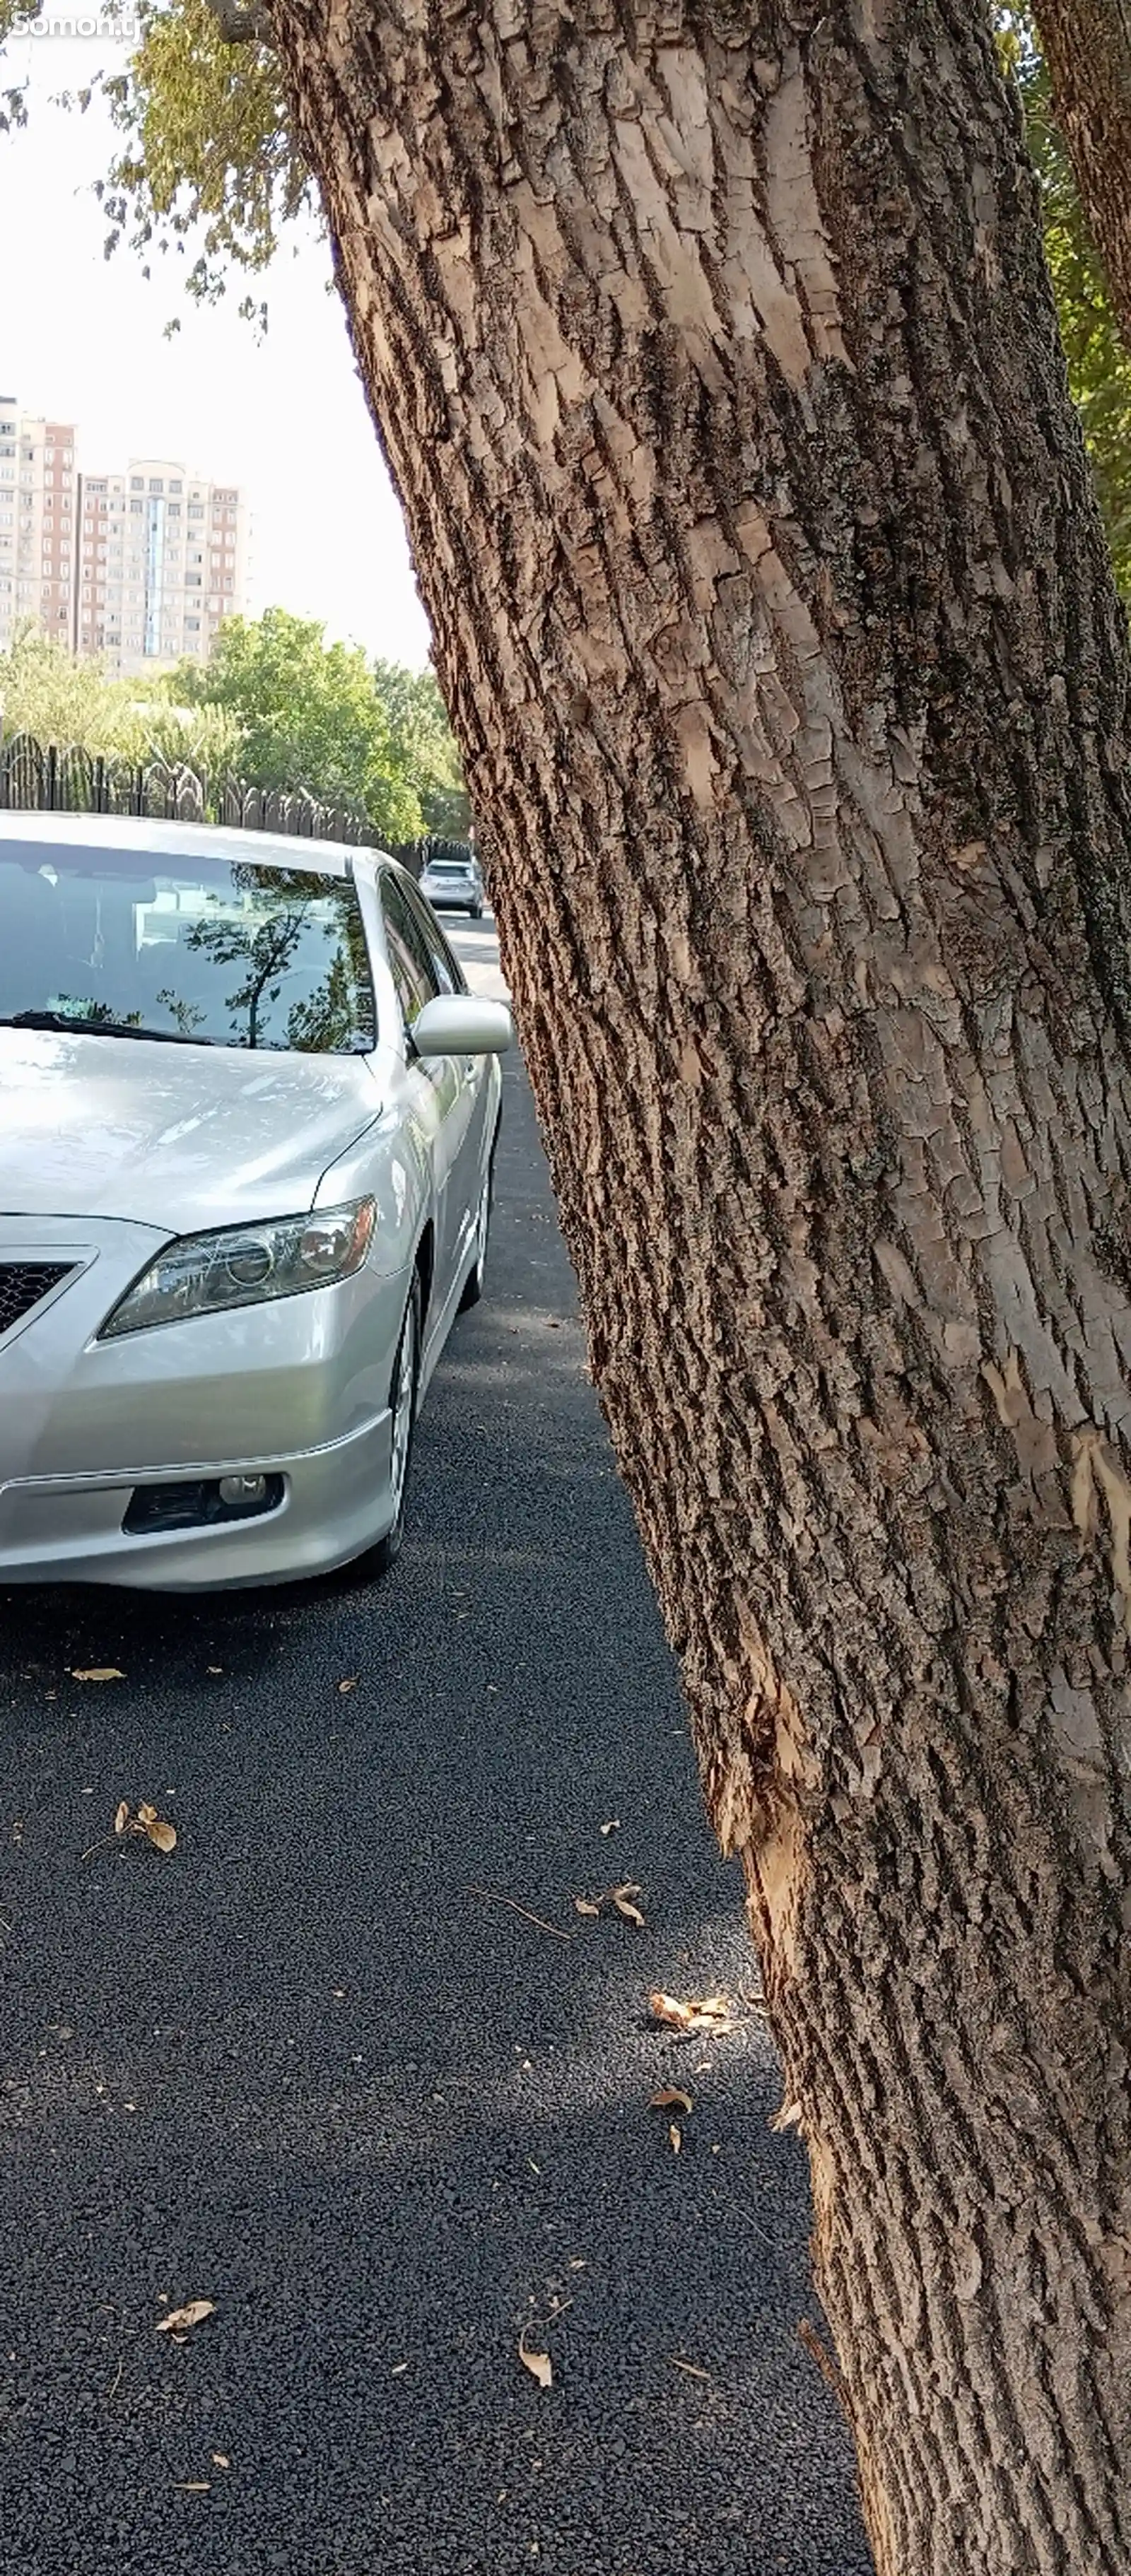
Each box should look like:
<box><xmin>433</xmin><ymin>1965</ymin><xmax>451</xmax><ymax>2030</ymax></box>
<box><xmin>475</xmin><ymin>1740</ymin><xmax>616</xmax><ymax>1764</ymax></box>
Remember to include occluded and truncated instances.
<box><xmin>368</xmin><ymin>1271</ymin><xmax>421</xmax><ymax>1575</ymax></box>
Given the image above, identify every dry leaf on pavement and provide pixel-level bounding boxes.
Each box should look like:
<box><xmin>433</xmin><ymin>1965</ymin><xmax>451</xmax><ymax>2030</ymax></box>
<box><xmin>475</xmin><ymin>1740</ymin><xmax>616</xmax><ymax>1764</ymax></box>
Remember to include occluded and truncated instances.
<box><xmin>518</xmin><ymin>2330</ymin><xmax>553</xmax><ymax>2389</ymax></box>
<box><xmin>172</xmin><ymin>2481</ymin><xmax>211</xmax><ymax>2493</ymax></box>
<box><xmin>770</xmin><ymin>2100</ymin><xmax>804</xmax><ymax>2134</ymax></box>
<box><xmin>649</xmin><ymin>1992</ymin><xmax>731</xmax><ymax>2033</ymax></box>
<box><xmin>599</xmin><ymin>1819</ymin><xmax>621</xmax><ymax>1837</ymax></box>
<box><xmin>71</xmin><ymin>1668</ymin><xmax>124</xmax><ymax>1683</ymax></box>
<box><xmin>338</xmin><ymin>1676</ymin><xmax>359</xmax><ymax>1694</ymax></box>
<box><xmin>156</xmin><ymin>2300</ymin><xmax>215</xmax><ymax>2335</ymax></box>
<box><xmin>111</xmin><ymin>1802</ymin><xmax>177</xmax><ymax>1855</ymax></box>
<box><xmin>672</xmin><ymin>2358</ymin><xmax>711</xmax><ymax>2381</ymax></box>
<box><xmin>611</xmin><ymin>1884</ymin><xmax>645</xmax><ymax>1927</ymax></box>
<box><xmin>575</xmin><ymin>1882</ymin><xmax>647</xmax><ymax>1926</ymax></box>
<box><xmin>669</xmin><ymin>2122</ymin><xmax>682</xmax><ymax>2153</ymax></box>
<box><xmin>650</xmin><ymin>2086</ymin><xmax>693</xmax><ymax>2115</ymax></box>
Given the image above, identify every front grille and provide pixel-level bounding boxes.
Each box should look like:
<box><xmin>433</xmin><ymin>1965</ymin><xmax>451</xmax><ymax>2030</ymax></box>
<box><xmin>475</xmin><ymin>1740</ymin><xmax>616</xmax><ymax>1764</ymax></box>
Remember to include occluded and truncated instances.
<box><xmin>0</xmin><ymin>1261</ymin><xmax>75</xmax><ymax>1334</ymax></box>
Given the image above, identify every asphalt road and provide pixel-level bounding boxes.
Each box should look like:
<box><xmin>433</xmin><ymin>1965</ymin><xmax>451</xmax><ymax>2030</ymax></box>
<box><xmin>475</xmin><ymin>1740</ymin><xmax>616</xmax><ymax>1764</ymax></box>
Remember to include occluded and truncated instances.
<box><xmin>0</xmin><ymin>920</ymin><xmax>871</xmax><ymax>2576</ymax></box>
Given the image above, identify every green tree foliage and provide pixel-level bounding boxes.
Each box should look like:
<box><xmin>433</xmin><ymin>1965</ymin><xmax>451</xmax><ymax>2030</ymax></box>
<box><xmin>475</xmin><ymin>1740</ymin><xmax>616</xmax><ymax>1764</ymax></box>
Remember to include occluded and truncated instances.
<box><xmin>372</xmin><ymin>660</ymin><xmax>471</xmax><ymax>839</ymax></box>
<box><xmin>0</xmin><ymin>623</ymin><xmax>245</xmax><ymax>766</ymax></box>
<box><xmin>1000</xmin><ymin>8</ymin><xmax>1131</xmax><ymax>595</ymax></box>
<box><xmin>94</xmin><ymin>0</ymin><xmax>310</xmax><ymax>324</ymax></box>
<box><xmin>0</xmin><ymin>0</ymin><xmax>36</xmax><ymax>131</ymax></box>
<box><xmin>172</xmin><ymin>606</ymin><xmax>437</xmax><ymax>842</ymax></box>
<box><xmin>0</xmin><ymin>616</ymin><xmax>464</xmax><ymax>837</ymax></box>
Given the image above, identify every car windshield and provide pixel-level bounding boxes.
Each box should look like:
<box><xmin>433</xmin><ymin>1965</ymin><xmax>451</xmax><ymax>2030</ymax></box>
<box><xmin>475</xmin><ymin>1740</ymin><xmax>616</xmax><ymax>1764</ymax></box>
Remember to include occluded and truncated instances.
<box><xmin>0</xmin><ymin>845</ymin><xmax>377</xmax><ymax>1054</ymax></box>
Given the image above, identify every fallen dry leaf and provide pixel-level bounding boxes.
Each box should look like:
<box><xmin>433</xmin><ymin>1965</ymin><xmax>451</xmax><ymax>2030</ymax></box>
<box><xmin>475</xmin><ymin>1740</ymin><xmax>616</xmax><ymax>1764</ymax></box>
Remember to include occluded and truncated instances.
<box><xmin>672</xmin><ymin>2358</ymin><xmax>710</xmax><ymax>2381</ymax></box>
<box><xmin>518</xmin><ymin>2330</ymin><xmax>552</xmax><ymax>2389</ymax></box>
<box><xmin>71</xmin><ymin>1668</ymin><xmax>124</xmax><ymax>1683</ymax></box>
<box><xmin>110</xmin><ymin>1801</ymin><xmax>178</xmax><ymax>1856</ymax></box>
<box><xmin>156</xmin><ymin>2300</ymin><xmax>215</xmax><ymax>2336</ymax></box>
<box><xmin>575</xmin><ymin>1882</ymin><xmax>647</xmax><ymax>1926</ymax></box>
<box><xmin>650</xmin><ymin>2086</ymin><xmax>693</xmax><ymax>2115</ymax></box>
<box><xmin>611</xmin><ymin>1883</ymin><xmax>645</xmax><ymax>1927</ymax></box>
<box><xmin>338</xmin><ymin>1676</ymin><xmax>359</xmax><ymax>1694</ymax></box>
<box><xmin>669</xmin><ymin>2122</ymin><xmax>682</xmax><ymax>2154</ymax></box>
<box><xmin>770</xmin><ymin>2100</ymin><xmax>804</xmax><ymax>2134</ymax></box>
<box><xmin>172</xmin><ymin>2480</ymin><xmax>211</xmax><ymax>2493</ymax></box>
<box><xmin>211</xmin><ymin>2452</ymin><xmax>230</xmax><ymax>2469</ymax></box>
<box><xmin>599</xmin><ymin>1818</ymin><xmax>621</xmax><ymax>1837</ymax></box>
<box><xmin>649</xmin><ymin>1992</ymin><xmax>731</xmax><ymax>2033</ymax></box>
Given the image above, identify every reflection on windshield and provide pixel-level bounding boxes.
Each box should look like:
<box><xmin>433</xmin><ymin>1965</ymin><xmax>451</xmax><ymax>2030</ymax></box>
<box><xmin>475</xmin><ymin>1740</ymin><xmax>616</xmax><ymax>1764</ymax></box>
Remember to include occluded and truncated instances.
<box><xmin>0</xmin><ymin>852</ymin><xmax>377</xmax><ymax>1054</ymax></box>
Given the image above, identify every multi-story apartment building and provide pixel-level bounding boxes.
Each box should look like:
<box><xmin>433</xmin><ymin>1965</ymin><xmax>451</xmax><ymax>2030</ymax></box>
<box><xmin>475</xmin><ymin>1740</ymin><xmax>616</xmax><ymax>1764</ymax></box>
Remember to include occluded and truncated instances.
<box><xmin>75</xmin><ymin>457</ymin><xmax>249</xmax><ymax>674</ymax></box>
<box><xmin>0</xmin><ymin>400</ymin><xmax>248</xmax><ymax>674</ymax></box>
<box><xmin>0</xmin><ymin>404</ymin><xmax>79</xmax><ymax>654</ymax></box>
<box><xmin>0</xmin><ymin>394</ymin><xmax>15</xmax><ymax>647</ymax></box>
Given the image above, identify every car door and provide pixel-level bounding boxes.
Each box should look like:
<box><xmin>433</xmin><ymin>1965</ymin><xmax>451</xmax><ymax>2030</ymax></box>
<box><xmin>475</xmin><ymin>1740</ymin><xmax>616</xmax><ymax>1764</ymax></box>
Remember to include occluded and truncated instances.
<box><xmin>379</xmin><ymin>871</ymin><xmax>475</xmax><ymax>1313</ymax></box>
<box><xmin>399</xmin><ymin>874</ymin><xmax>493</xmax><ymax>1269</ymax></box>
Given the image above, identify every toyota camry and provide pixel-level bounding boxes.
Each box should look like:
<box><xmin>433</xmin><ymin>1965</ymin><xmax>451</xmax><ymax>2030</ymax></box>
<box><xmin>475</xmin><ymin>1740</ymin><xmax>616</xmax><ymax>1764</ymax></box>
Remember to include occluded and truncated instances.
<box><xmin>0</xmin><ymin>812</ymin><xmax>511</xmax><ymax>1589</ymax></box>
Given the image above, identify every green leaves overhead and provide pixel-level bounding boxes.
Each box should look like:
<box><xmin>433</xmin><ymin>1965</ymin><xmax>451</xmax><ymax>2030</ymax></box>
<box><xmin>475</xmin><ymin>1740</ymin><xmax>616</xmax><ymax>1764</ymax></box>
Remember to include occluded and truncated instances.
<box><xmin>1000</xmin><ymin>6</ymin><xmax>1131</xmax><ymax>597</ymax></box>
<box><xmin>95</xmin><ymin>0</ymin><xmax>310</xmax><ymax>324</ymax></box>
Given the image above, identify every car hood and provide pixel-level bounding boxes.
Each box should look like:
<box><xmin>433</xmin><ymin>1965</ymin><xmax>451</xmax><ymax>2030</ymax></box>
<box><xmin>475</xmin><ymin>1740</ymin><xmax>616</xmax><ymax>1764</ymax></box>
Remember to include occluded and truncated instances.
<box><xmin>0</xmin><ymin>1029</ymin><xmax>384</xmax><ymax>1232</ymax></box>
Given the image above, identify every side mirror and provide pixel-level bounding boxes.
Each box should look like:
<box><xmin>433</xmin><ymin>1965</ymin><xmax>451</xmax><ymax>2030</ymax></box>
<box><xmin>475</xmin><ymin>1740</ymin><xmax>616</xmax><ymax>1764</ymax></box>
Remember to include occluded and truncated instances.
<box><xmin>412</xmin><ymin>994</ymin><xmax>512</xmax><ymax>1057</ymax></box>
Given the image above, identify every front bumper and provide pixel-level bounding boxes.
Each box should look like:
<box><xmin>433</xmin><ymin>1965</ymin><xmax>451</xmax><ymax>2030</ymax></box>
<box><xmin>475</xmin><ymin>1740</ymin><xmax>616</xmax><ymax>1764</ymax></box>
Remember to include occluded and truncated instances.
<box><xmin>0</xmin><ymin>1413</ymin><xmax>399</xmax><ymax>1589</ymax></box>
<box><xmin>0</xmin><ymin>1213</ymin><xmax>414</xmax><ymax>1589</ymax></box>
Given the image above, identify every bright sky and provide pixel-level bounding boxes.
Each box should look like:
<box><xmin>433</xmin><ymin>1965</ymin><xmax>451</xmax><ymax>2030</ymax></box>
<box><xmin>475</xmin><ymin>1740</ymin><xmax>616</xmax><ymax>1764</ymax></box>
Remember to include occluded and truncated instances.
<box><xmin>0</xmin><ymin>29</ymin><xmax>433</xmax><ymax>666</ymax></box>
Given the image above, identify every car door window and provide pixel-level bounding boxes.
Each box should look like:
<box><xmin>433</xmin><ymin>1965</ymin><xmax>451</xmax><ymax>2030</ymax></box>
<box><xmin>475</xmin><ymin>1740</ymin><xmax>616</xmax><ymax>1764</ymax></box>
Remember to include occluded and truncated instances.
<box><xmin>381</xmin><ymin>875</ymin><xmax>440</xmax><ymax>1036</ymax></box>
<box><xmin>401</xmin><ymin>878</ymin><xmax>467</xmax><ymax>996</ymax></box>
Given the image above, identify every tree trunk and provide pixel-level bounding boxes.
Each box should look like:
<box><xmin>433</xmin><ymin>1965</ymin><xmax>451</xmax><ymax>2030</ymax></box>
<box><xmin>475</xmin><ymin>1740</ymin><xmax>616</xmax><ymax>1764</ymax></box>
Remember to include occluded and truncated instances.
<box><xmin>1033</xmin><ymin>0</ymin><xmax>1131</xmax><ymax>351</ymax></box>
<box><xmin>267</xmin><ymin>4</ymin><xmax>1131</xmax><ymax>2564</ymax></box>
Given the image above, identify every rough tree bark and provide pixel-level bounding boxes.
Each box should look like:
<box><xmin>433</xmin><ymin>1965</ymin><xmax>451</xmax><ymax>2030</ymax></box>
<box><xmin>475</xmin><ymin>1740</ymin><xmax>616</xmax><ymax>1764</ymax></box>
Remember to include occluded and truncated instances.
<box><xmin>1033</xmin><ymin>0</ymin><xmax>1131</xmax><ymax>350</ymax></box>
<box><xmin>264</xmin><ymin>4</ymin><xmax>1131</xmax><ymax>2565</ymax></box>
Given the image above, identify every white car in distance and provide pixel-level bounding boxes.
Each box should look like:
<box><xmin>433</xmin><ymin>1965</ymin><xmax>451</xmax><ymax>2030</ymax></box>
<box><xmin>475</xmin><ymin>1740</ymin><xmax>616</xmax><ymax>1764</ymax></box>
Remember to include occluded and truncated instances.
<box><xmin>0</xmin><ymin>813</ymin><xmax>511</xmax><ymax>1589</ymax></box>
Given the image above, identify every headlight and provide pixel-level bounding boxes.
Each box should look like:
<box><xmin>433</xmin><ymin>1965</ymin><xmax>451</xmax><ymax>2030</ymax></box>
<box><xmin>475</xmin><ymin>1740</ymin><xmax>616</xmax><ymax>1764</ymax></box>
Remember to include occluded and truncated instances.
<box><xmin>98</xmin><ymin>1198</ymin><xmax>377</xmax><ymax>1339</ymax></box>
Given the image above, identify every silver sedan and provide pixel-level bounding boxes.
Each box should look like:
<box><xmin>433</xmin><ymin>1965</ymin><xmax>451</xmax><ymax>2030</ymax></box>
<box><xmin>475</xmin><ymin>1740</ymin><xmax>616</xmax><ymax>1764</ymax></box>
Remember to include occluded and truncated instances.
<box><xmin>0</xmin><ymin>812</ymin><xmax>511</xmax><ymax>1589</ymax></box>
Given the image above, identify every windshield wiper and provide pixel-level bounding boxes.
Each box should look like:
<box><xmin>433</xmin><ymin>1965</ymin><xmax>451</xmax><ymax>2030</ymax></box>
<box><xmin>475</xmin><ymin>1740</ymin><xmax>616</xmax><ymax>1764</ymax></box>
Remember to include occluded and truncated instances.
<box><xmin>0</xmin><ymin>1010</ymin><xmax>216</xmax><ymax>1045</ymax></box>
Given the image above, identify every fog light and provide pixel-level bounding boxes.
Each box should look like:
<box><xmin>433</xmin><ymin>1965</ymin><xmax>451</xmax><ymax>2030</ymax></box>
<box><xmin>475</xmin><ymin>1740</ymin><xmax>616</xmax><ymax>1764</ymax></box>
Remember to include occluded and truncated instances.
<box><xmin>218</xmin><ymin>1474</ymin><xmax>268</xmax><ymax>1508</ymax></box>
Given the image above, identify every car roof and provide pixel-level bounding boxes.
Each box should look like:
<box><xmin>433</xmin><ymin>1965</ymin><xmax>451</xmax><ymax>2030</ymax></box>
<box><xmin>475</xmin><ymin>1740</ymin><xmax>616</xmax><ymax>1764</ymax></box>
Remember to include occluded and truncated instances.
<box><xmin>0</xmin><ymin>809</ymin><xmax>386</xmax><ymax>881</ymax></box>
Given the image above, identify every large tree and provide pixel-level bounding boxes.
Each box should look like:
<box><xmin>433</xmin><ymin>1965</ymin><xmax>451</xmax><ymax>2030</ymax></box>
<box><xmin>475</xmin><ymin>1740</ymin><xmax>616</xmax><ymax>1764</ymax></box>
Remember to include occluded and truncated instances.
<box><xmin>250</xmin><ymin>5</ymin><xmax>1130</xmax><ymax>2571</ymax></box>
<box><xmin>1033</xmin><ymin>0</ymin><xmax>1131</xmax><ymax>350</ymax></box>
<box><xmin>172</xmin><ymin>604</ymin><xmax>430</xmax><ymax>838</ymax></box>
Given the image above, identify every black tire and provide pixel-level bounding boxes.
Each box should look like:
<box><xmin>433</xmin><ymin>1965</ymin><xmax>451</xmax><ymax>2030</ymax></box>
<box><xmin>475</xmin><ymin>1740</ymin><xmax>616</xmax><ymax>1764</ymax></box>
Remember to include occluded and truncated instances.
<box><xmin>458</xmin><ymin>1133</ymin><xmax>497</xmax><ymax>1312</ymax></box>
<box><xmin>368</xmin><ymin>1269</ymin><xmax>421</xmax><ymax>1575</ymax></box>
<box><xmin>471</xmin><ymin>904</ymin><xmax>484</xmax><ymax>919</ymax></box>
